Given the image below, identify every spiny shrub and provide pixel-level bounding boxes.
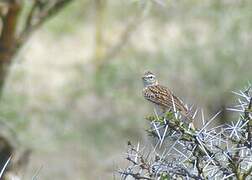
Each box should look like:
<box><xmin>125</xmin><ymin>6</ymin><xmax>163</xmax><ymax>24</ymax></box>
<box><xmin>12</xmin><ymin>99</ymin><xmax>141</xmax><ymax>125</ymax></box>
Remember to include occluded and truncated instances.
<box><xmin>119</xmin><ymin>84</ymin><xmax>252</xmax><ymax>180</ymax></box>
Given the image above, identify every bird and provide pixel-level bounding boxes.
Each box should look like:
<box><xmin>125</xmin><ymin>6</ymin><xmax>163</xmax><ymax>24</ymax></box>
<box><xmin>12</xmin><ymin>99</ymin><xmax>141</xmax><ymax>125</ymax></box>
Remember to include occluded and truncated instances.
<box><xmin>142</xmin><ymin>71</ymin><xmax>191</xmax><ymax>119</ymax></box>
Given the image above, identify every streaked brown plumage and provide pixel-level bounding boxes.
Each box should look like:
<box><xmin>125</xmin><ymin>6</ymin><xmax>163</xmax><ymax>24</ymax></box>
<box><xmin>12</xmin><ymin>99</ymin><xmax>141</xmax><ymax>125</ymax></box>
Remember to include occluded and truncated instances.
<box><xmin>142</xmin><ymin>71</ymin><xmax>190</xmax><ymax>117</ymax></box>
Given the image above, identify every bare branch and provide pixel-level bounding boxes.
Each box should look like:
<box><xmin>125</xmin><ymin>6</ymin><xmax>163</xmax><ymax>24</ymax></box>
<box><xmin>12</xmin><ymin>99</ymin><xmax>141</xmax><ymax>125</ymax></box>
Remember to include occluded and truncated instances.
<box><xmin>102</xmin><ymin>13</ymin><xmax>144</xmax><ymax>62</ymax></box>
<box><xmin>16</xmin><ymin>0</ymin><xmax>74</xmax><ymax>49</ymax></box>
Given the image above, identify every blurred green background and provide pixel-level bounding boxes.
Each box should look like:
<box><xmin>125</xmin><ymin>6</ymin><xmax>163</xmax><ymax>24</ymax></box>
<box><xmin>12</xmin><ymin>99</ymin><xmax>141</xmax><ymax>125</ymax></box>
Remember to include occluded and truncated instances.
<box><xmin>1</xmin><ymin>0</ymin><xmax>252</xmax><ymax>179</ymax></box>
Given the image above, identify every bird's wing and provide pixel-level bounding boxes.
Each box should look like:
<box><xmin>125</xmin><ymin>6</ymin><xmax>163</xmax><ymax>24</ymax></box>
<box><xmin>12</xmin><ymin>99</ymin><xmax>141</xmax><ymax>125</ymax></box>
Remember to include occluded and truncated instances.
<box><xmin>144</xmin><ymin>85</ymin><xmax>188</xmax><ymax>113</ymax></box>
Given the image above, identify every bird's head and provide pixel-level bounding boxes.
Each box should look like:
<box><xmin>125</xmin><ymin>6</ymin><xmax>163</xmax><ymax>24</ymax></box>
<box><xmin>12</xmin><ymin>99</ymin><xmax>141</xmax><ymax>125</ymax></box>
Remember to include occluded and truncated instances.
<box><xmin>142</xmin><ymin>71</ymin><xmax>158</xmax><ymax>87</ymax></box>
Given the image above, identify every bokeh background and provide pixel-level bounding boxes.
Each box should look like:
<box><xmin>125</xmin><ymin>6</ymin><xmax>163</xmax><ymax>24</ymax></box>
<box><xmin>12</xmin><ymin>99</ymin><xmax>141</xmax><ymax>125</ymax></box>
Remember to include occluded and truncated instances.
<box><xmin>0</xmin><ymin>0</ymin><xmax>251</xmax><ymax>179</ymax></box>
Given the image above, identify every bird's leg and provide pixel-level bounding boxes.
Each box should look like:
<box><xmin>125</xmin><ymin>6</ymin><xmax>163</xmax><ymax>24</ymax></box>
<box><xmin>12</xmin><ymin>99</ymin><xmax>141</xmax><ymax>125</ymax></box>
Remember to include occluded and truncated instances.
<box><xmin>154</xmin><ymin>107</ymin><xmax>161</xmax><ymax>120</ymax></box>
<box><xmin>154</xmin><ymin>105</ymin><xmax>166</xmax><ymax>118</ymax></box>
<box><xmin>161</xmin><ymin>107</ymin><xmax>167</xmax><ymax>115</ymax></box>
<box><xmin>189</xmin><ymin>122</ymin><xmax>195</xmax><ymax>130</ymax></box>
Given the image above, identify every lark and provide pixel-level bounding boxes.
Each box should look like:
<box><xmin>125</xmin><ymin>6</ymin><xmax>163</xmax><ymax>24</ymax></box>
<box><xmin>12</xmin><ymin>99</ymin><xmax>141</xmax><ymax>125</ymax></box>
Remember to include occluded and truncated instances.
<box><xmin>142</xmin><ymin>71</ymin><xmax>191</xmax><ymax>119</ymax></box>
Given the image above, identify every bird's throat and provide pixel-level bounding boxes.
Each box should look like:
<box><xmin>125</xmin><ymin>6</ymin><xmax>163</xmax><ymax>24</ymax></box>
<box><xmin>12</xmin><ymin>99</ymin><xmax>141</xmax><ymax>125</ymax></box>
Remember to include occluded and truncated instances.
<box><xmin>143</xmin><ymin>81</ymin><xmax>158</xmax><ymax>88</ymax></box>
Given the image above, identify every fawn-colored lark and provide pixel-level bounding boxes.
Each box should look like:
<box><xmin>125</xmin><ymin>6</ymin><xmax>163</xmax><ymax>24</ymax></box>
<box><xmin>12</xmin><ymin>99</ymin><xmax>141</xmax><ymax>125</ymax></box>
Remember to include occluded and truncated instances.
<box><xmin>142</xmin><ymin>71</ymin><xmax>191</xmax><ymax>119</ymax></box>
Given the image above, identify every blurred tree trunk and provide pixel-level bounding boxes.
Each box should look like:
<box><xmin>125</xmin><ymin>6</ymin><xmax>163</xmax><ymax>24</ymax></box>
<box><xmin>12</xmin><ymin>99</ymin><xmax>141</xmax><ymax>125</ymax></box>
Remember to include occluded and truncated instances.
<box><xmin>94</xmin><ymin>0</ymin><xmax>106</xmax><ymax>71</ymax></box>
<box><xmin>0</xmin><ymin>0</ymin><xmax>21</xmax><ymax>93</ymax></box>
<box><xmin>93</xmin><ymin>0</ymin><xmax>106</xmax><ymax>94</ymax></box>
<box><xmin>0</xmin><ymin>0</ymin><xmax>75</xmax><ymax>96</ymax></box>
